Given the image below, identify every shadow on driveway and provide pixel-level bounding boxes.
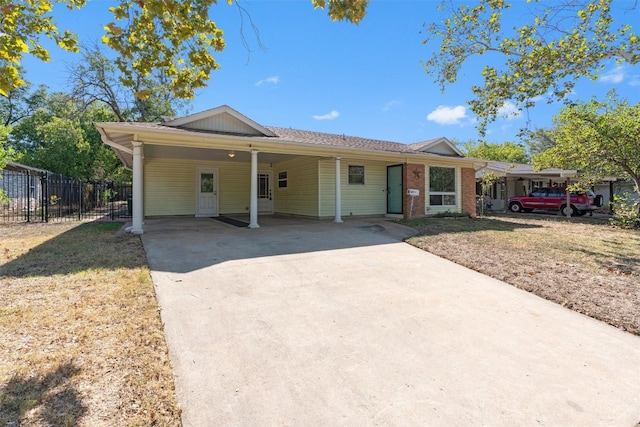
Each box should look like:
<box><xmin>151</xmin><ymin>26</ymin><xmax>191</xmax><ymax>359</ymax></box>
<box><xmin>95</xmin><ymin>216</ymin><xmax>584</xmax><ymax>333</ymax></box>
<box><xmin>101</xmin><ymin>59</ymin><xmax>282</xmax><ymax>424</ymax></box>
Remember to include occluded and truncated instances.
<box><xmin>140</xmin><ymin>216</ymin><xmax>416</xmax><ymax>274</ymax></box>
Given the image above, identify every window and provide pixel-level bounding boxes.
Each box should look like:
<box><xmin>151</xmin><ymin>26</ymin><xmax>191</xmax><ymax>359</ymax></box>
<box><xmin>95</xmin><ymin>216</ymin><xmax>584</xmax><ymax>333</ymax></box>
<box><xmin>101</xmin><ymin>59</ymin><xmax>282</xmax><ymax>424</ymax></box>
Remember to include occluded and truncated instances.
<box><xmin>200</xmin><ymin>173</ymin><xmax>214</xmax><ymax>193</ymax></box>
<box><xmin>348</xmin><ymin>165</ymin><xmax>365</xmax><ymax>185</ymax></box>
<box><xmin>549</xmin><ymin>188</ymin><xmax>564</xmax><ymax>197</ymax></box>
<box><xmin>278</xmin><ymin>171</ymin><xmax>288</xmax><ymax>188</ymax></box>
<box><xmin>429</xmin><ymin>166</ymin><xmax>456</xmax><ymax>206</ymax></box>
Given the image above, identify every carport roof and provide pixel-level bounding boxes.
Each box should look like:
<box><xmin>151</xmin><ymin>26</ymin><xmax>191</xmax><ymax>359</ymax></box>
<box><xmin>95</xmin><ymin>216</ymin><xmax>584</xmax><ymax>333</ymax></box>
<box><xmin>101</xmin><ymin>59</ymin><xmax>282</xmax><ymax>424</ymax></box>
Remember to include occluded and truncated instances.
<box><xmin>95</xmin><ymin>105</ymin><xmax>481</xmax><ymax>168</ymax></box>
<box><xmin>477</xmin><ymin>160</ymin><xmax>618</xmax><ymax>181</ymax></box>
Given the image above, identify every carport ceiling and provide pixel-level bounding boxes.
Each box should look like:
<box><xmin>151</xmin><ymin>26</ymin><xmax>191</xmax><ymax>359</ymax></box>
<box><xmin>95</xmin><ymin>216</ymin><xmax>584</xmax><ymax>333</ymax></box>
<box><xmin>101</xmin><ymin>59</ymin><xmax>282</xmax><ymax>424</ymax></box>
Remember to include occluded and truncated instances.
<box><xmin>144</xmin><ymin>144</ymin><xmax>303</xmax><ymax>164</ymax></box>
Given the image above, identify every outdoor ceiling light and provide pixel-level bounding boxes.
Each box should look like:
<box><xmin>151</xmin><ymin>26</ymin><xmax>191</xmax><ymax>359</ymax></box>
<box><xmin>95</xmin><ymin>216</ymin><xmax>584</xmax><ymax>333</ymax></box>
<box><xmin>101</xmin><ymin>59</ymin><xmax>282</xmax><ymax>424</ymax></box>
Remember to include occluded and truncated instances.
<box><xmin>228</xmin><ymin>151</ymin><xmax>235</xmax><ymax>158</ymax></box>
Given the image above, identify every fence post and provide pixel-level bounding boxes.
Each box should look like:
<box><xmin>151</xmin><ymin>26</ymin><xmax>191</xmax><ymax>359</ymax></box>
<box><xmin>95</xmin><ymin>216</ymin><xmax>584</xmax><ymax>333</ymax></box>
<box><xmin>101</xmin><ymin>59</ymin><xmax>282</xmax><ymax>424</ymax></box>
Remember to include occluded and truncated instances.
<box><xmin>78</xmin><ymin>180</ymin><xmax>82</xmax><ymax>221</ymax></box>
<box><xmin>26</xmin><ymin>171</ymin><xmax>31</xmax><ymax>223</ymax></box>
<box><xmin>41</xmin><ymin>173</ymin><xmax>48</xmax><ymax>222</ymax></box>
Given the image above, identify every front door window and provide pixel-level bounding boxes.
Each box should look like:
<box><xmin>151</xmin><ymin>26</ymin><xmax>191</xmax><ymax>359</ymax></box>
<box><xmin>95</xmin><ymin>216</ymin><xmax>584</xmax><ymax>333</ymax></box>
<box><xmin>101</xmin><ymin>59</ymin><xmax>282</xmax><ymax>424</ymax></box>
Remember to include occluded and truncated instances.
<box><xmin>201</xmin><ymin>173</ymin><xmax>214</xmax><ymax>193</ymax></box>
<box><xmin>257</xmin><ymin>172</ymin><xmax>273</xmax><ymax>213</ymax></box>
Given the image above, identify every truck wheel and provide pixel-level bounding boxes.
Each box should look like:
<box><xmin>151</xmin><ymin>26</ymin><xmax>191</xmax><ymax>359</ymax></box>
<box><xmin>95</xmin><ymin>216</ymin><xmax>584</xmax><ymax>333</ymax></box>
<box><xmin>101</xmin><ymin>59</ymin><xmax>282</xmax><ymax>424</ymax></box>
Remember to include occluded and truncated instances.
<box><xmin>509</xmin><ymin>202</ymin><xmax>523</xmax><ymax>213</ymax></box>
<box><xmin>560</xmin><ymin>204</ymin><xmax>577</xmax><ymax>217</ymax></box>
<box><xmin>594</xmin><ymin>195</ymin><xmax>604</xmax><ymax>207</ymax></box>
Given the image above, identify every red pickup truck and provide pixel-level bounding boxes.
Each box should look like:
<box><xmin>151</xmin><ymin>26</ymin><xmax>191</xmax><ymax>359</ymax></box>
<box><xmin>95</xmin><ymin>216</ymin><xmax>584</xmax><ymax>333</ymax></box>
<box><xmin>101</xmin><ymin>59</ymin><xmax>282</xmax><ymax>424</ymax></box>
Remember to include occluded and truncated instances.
<box><xmin>508</xmin><ymin>187</ymin><xmax>603</xmax><ymax>216</ymax></box>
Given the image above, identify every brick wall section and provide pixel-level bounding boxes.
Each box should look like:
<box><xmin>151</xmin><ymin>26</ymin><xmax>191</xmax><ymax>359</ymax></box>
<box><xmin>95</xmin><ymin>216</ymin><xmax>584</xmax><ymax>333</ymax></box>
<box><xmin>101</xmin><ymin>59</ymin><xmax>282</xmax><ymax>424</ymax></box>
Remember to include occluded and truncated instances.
<box><xmin>461</xmin><ymin>167</ymin><xmax>477</xmax><ymax>217</ymax></box>
<box><xmin>403</xmin><ymin>164</ymin><xmax>425</xmax><ymax>219</ymax></box>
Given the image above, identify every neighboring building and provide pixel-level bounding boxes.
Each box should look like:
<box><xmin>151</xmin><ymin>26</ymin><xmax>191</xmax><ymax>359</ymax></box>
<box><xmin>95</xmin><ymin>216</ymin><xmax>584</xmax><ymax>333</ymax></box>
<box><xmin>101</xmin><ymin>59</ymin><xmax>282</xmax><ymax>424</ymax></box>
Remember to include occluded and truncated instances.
<box><xmin>475</xmin><ymin>161</ymin><xmax>619</xmax><ymax>211</ymax></box>
<box><xmin>1</xmin><ymin>162</ymin><xmax>48</xmax><ymax>214</ymax></box>
<box><xmin>95</xmin><ymin>105</ymin><xmax>485</xmax><ymax>233</ymax></box>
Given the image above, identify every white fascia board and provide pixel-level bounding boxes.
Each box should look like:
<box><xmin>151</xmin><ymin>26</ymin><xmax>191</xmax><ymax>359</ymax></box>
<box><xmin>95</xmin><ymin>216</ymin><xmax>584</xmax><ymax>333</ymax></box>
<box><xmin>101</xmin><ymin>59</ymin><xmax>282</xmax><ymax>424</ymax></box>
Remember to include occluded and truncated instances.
<box><xmin>96</xmin><ymin>125</ymin><xmax>133</xmax><ymax>154</ymax></box>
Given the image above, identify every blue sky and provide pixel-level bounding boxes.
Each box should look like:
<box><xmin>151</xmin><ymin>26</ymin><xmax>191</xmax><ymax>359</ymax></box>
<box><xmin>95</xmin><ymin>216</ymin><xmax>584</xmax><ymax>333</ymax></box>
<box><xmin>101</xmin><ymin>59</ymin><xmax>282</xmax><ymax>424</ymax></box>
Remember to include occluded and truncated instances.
<box><xmin>20</xmin><ymin>0</ymin><xmax>640</xmax><ymax>145</ymax></box>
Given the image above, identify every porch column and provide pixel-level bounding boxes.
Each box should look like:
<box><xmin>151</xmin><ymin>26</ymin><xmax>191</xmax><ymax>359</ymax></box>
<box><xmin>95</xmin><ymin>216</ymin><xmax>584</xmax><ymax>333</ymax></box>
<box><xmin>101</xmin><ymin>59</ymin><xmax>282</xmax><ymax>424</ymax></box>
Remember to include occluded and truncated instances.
<box><xmin>129</xmin><ymin>140</ymin><xmax>144</xmax><ymax>234</ymax></box>
<box><xmin>249</xmin><ymin>150</ymin><xmax>260</xmax><ymax>229</ymax></box>
<box><xmin>334</xmin><ymin>157</ymin><xmax>343</xmax><ymax>223</ymax></box>
<box><xmin>503</xmin><ymin>176</ymin><xmax>508</xmax><ymax>212</ymax></box>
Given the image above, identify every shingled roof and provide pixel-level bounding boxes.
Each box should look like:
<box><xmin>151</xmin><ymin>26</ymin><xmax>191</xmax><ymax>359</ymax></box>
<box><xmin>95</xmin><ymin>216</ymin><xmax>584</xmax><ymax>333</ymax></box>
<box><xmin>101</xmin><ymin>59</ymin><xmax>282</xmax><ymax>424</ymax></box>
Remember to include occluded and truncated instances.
<box><xmin>263</xmin><ymin>126</ymin><xmax>419</xmax><ymax>154</ymax></box>
<box><xmin>96</xmin><ymin>105</ymin><xmax>469</xmax><ymax>166</ymax></box>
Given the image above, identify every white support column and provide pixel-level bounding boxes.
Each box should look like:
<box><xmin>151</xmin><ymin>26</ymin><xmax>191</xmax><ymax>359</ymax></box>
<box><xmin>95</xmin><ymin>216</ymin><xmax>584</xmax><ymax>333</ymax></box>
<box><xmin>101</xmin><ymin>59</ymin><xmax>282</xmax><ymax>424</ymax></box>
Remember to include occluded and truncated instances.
<box><xmin>249</xmin><ymin>150</ymin><xmax>260</xmax><ymax>229</ymax></box>
<box><xmin>129</xmin><ymin>140</ymin><xmax>144</xmax><ymax>234</ymax></box>
<box><xmin>334</xmin><ymin>157</ymin><xmax>343</xmax><ymax>223</ymax></box>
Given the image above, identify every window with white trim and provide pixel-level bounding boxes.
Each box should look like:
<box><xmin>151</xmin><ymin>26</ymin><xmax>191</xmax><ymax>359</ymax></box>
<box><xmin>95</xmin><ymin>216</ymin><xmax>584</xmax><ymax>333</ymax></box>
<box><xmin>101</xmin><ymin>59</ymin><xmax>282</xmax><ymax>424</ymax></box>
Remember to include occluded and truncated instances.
<box><xmin>348</xmin><ymin>165</ymin><xmax>365</xmax><ymax>185</ymax></box>
<box><xmin>429</xmin><ymin>166</ymin><xmax>456</xmax><ymax>206</ymax></box>
<box><xmin>278</xmin><ymin>171</ymin><xmax>288</xmax><ymax>188</ymax></box>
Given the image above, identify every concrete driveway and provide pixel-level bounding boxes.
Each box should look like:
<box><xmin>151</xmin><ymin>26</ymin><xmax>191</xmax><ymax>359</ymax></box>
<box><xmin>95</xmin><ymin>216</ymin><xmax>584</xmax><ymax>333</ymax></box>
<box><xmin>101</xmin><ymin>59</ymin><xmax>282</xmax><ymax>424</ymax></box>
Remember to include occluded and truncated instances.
<box><xmin>141</xmin><ymin>216</ymin><xmax>640</xmax><ymax>426</ymax></box>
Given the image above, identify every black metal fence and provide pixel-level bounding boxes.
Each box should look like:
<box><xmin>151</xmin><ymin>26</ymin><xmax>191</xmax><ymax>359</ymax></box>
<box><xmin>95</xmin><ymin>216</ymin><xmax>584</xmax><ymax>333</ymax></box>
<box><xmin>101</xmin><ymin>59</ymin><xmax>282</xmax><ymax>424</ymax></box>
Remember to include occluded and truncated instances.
<box><xmin>1</xmin><ymin>169</ymin><xmax>132</xmax><ymax>223</ymax></box>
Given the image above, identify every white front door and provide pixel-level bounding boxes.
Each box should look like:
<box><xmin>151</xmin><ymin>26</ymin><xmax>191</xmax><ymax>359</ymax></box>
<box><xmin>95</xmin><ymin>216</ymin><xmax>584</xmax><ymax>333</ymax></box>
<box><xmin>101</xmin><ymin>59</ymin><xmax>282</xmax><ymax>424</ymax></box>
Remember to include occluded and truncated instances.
<box><xmin>258</xmin><ymin>171</ymin><xmax>273</xmax><ymax>213</ymax></box>
<box><xmin>196</xmin><ymin>168</ymin><xmax>218</xmax><ymax>217</ymax></box>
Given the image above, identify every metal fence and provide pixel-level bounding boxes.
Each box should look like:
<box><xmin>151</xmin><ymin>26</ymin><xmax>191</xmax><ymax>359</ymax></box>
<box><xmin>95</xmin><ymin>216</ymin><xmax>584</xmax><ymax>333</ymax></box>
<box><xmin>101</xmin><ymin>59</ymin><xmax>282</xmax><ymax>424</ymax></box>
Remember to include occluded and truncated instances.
<box><xmin>1</xmin><ymin>169</ymin><xmax>132</xmax><ymax>223</ymax></box>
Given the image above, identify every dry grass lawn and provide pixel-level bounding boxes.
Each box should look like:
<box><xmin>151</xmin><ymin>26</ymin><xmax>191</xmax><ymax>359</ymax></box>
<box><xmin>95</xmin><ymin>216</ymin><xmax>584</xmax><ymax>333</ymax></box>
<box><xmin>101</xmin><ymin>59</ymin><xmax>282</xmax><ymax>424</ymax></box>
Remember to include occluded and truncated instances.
<box><xmin>2</xmin><ymin>215</ymin><xmax>638</xmax><ymax>425</ymax></box>
<box><xmin>402</xmin><ymin>214</ymin><xmax>640</xmax><ymax>336</ymax></box>
<box><xmin>0</xmin><ymin>221</ymin><xmax>181</xmax><ymax>426</ymax></box>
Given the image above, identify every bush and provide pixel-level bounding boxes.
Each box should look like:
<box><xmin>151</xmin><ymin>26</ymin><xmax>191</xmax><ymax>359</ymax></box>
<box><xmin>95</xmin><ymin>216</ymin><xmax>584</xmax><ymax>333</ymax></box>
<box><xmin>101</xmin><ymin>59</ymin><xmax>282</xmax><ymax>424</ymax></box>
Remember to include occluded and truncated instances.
<box><xmin>610</xmin><ymin>193</ymin><xmax>640</xmax><ymax>229</ymax></box>
<box><xmin>432</xmin><ymin>210</ymin><xmax>471</xmax><ymax>218</ymax></box>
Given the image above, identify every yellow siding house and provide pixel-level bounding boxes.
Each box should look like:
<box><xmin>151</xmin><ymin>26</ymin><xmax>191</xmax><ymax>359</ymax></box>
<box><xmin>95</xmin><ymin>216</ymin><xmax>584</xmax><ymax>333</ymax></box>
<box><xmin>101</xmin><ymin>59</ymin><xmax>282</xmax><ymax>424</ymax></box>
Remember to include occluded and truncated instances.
<box><xmin>95</xmin><ymin>106</ymin><xmax>484</xmax><ymax>234</ymax></box>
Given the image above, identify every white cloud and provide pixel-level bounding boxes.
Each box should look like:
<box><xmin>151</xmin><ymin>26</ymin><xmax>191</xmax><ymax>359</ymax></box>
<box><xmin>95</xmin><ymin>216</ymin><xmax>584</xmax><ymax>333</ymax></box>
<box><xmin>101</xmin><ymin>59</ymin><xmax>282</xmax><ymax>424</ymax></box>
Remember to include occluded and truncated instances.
<box><xmin>382</xmin><ymin>100</ymin><xmax>400</xmax><ymax>111</ymax></box>
<box><xmin>426</xmin><ymin>105</ymin><xmax>468</xmax><ymax>125</ymax></box>
<box><xmin>500</xmin><ymin>124</ymin><xmax>512</xmax><ymax>134</ymax></box>
<box><xmin>255</xmin><ymin>76</ymin><xmax>280</xmax><ymax>86</ymax></box>
<box><xmin>599</xmin><ymin>66</ymin><xmax>626</xmax><ymax>84</ymax></box>
<box><xmin>497</xmin><ymin>101</ymin><xmax>521</xmax><ymax>120</ymax></box>
<box><xmin>528</xmin><ymin>94</ymin><xmax>546</xmax><ymax>103</ymax></box>
<box><xmin>629</xmin><ymin>75</ymin><xmax>640</xmax><ymax>87</ymax></box>
<box><xmin>312</xmin><ymin>110</ymin><xmax>340</xmax><ymax>120</ymax></box>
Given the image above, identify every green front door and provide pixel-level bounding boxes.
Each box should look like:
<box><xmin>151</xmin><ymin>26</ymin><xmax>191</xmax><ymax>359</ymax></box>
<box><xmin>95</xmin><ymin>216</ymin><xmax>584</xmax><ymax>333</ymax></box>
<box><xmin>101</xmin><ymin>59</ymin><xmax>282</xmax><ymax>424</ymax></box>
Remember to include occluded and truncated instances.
<box><xmin>387</xmin><ymin>164</ymin><xmax>403</xmax><ymax>214</ymax></box>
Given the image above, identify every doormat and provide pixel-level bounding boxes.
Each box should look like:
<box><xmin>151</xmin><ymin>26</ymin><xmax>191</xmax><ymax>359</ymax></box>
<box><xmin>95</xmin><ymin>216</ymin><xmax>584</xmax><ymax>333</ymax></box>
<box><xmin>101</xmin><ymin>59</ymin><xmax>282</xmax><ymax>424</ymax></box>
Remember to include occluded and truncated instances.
<box><xmin>212</xmin><ymin>216</ymin><xmax>250</xmax><ymax>228</ymax></box>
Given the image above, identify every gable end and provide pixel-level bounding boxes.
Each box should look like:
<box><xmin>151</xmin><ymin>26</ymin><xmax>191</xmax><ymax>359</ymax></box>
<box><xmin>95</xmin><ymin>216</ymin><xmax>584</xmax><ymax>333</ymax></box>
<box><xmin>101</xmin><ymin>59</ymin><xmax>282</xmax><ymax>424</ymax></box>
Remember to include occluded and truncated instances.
<box><xmin>163</xmin><ymin>105</ymin><xmax>276</xmax><ymax>137</ymax></box>
<box><xmin>179</xmin><ymin>112</ymin><xmax>265</xmax><ymax>136</ymax></box>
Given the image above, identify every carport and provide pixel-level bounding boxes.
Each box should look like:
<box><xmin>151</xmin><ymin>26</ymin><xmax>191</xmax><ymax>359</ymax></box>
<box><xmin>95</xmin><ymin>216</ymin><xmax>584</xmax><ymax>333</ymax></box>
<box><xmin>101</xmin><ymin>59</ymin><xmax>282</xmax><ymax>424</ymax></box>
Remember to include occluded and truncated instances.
<box><xmin>476</xmin><ymin>161</ymin><xmax>616</xmax><ymax>211</ymax></box>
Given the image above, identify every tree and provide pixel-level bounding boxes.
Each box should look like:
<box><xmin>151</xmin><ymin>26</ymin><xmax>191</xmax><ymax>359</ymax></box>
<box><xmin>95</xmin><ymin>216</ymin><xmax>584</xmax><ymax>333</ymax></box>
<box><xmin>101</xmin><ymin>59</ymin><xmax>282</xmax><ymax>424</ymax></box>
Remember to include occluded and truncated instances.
<box><xmin>0</xmin><ymin>123</ymin><xmax>13</xmax><ymax>169</ymax></box>
<box><xmin>68</xmin><ymin>46</ymin><xmax>186</xmax><ymax>122</ymax></box>
<box><xmin>533</xmin><ymin>91</ymin><xmax>640</xmax><ymax>199</ymax></box>
<box><xmin>525</xmin><ymin>128</ymin><xmax>556</xmax><ymax>158</ymax></box>
<box><xmin>0</xmin><ymin>1</ymin><xmax>84</xmax><ymax>96</ymax></box>
<box><xmin>422</xmin><ymin>0</ymin><xmax>639</xmax><ymax>135</ymax></box>
<box><xmin>0</xmin><ymin>124</ymin><xmax>12</xmax><ymax>205</ymax></box>
<box><xmin>312</xmin><ymin>0</ymin><xmax>368</xmax><ymax>24</ymax></box>
<box><xmin>1</xmin><ymin>0</ymin><xmax>366</xmax><ymax>99</ymax></box>
<box><xmin>8</xmin><ymin>90</ymin><xmax>129</xmax><ymax>182</ymax></box>
<box><xmin>0</xmin><ymin>80</ymin><xmax>48</xmax><ymax>127</ymax></box>
<box><xmin>462</xmin><ymin>140</ymin><xmax>530</xmax><ymax>163</ymax></box>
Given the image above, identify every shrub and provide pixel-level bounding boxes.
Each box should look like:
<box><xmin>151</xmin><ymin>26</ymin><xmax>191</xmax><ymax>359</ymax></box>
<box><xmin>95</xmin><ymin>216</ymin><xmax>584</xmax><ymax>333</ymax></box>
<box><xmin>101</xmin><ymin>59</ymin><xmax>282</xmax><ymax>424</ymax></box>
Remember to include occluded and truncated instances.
<box><xmin>609</xmin><ymin>193</ymin><xmax>640</xmax><ymax>229</ymax></box>
<box><xmin>432</xmin><ymin>210</ymin><xmax>471</xmax><ymax>218</ymax></box>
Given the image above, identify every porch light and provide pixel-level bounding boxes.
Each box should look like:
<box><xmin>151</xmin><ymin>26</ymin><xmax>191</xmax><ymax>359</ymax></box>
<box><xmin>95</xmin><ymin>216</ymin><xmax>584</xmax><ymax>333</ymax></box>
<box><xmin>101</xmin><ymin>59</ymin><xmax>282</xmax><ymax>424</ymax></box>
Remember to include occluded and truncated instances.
<box><xmin>228</xmin><ymin>151</ymin><xmax>235</xmax><ymax>158</ymax></box>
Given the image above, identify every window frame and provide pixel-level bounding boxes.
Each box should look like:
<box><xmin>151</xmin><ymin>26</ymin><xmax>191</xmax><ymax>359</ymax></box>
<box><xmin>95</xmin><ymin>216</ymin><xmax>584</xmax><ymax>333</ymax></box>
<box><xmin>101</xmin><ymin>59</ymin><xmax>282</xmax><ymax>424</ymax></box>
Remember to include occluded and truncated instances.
<box><xmin>429</xmin><ymin>166</ymin><xmax>457</xmax><ymax>207</ymax></box>
<box><xmin>348</xmin><ymin>165</ymin><xmax>365</xmax><ymax>185</ymax></box>
<box><xmin>277</xmin><ymin>170</ymin><xmax>288</xmax><ymax>189</ymax></box>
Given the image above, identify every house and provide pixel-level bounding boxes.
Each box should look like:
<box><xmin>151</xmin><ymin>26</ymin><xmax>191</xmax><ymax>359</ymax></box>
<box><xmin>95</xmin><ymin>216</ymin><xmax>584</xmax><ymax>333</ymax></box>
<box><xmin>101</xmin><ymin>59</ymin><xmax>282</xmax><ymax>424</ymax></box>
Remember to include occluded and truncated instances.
<box><xmin>95</xmin><ymin>105</ymin><xmax>484</xmax><ymax>234</ymax></box>
<box><xmin>476</xmin><ymin>161</ymin><xmax>618</xmax><ymax>211</ymax></box>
